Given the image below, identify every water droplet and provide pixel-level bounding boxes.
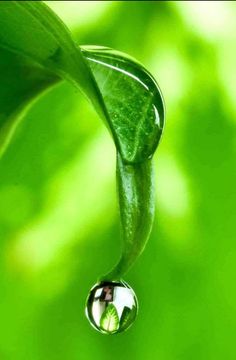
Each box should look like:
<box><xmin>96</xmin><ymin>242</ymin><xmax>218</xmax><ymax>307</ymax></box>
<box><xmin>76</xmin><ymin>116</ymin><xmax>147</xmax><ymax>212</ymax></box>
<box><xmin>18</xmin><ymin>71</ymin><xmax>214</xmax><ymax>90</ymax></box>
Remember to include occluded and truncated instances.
<box><xmin>85</xmin><ymin>280</ymin><xmax>138</xmax><ymax>334</ymax></box>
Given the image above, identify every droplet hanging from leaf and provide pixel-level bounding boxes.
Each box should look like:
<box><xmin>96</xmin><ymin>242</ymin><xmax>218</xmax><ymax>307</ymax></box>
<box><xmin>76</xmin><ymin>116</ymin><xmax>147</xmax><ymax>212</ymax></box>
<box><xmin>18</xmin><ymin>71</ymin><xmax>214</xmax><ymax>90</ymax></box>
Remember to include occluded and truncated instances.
<box><xmin>86</xmin><ymin>281</ymin><xmax>138</xmax><ymax>334</ymax></box>
<box><xmin>0</xmin><ymin>2</ymin><xmax>165</xmax><ymax>335</ymax></box>
<box><xmin>84</xmin><ymin>47</ymin><xmax>165</xmax><ymax>334</ymax></box>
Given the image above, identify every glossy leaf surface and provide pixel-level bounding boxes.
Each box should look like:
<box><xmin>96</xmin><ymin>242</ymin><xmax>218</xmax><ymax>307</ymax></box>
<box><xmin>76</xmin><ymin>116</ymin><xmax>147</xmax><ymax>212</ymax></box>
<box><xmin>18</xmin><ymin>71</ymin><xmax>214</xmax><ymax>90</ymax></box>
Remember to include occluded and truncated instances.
<box><xmin>83</xmin><ymin>46</ymin><xmax>165</xmax><ymax>163</ymax></box>
<box><xmin>0</xmin><ymin>0</ymin><xmax>106</xmax><ymax>149</ymax></box>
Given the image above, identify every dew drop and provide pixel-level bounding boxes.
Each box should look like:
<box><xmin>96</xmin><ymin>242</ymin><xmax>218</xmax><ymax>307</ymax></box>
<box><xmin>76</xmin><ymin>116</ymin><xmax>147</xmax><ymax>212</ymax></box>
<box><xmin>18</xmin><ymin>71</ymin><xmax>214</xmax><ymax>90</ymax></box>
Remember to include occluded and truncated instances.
<box><xmin>85</xmin><ymin>280</ymin><xmax>138</xmax><ymax>334</ymax></box>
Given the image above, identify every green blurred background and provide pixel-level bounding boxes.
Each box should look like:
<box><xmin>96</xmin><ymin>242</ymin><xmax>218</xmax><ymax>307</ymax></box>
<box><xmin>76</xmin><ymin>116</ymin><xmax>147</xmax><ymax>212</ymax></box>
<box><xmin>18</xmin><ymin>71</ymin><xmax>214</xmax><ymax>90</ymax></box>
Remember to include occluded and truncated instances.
<box><xmin>0</xmin><ymin>1</ymin><xmax>236</xmax><ymax>359</ymax></box>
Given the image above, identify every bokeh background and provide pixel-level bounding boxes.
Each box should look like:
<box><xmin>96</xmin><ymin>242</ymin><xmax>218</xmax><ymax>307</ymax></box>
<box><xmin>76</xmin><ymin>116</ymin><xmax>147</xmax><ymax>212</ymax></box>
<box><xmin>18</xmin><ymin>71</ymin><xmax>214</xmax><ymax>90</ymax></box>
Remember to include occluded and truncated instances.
<box><xmin>0</xmin><ymin>1</ymin><xmax>236</xmax><ymax>359</ymax></box>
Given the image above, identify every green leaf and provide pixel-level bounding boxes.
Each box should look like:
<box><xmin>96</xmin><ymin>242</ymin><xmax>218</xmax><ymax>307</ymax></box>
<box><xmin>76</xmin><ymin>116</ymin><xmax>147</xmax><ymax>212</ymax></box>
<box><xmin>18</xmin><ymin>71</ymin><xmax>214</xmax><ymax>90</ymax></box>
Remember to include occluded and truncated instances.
<box><xmin>0</xmin><ymin>2</ymin><xmax>97</xmax><ymax>100</ymax></box>
<box><xmin>0</xmin><ymin>1</ymin><xmax>106</xmax><ymax>153</ymax></box>
<box><xmin>0</xmin><ymin>3</ymin><xmax>165</xmax><ymax>281</ymax></box>
<box><xmin>82</xmin><ymin>47</ymin><xmax>164</xmax><ymax>278</ymax></box>
<box><xmin>119</xmin><ymin>305</ymin><xmax>137</xmax><ymax>332</ymax></box>
<box><xmin>103</xmin><ymin>153</ymin><xmax>155</xmax><ymax>279</ymax></box>
<box><xmin>82</xmin><ymin>46</ymin><xmax>164</xmax><ymax>163</ymax></box>
<box><xmin>0</xmin><ymin>47</ymin><xmax>58</xmax><ymax>155</ymax></box>
<box><xmin>100</xmin><ymin>304</ymin><xmax>120</xmax><ymax>334</ymax></box>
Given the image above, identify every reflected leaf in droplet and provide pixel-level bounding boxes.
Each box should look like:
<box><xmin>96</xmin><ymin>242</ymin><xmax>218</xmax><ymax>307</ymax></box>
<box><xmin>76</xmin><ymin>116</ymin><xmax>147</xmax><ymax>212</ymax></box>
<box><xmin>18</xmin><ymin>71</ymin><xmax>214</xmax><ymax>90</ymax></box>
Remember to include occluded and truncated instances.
<box><xmin>100</xmin><ymin>303</ymin><xmax>119</xmax><ymax>334</ymax></box>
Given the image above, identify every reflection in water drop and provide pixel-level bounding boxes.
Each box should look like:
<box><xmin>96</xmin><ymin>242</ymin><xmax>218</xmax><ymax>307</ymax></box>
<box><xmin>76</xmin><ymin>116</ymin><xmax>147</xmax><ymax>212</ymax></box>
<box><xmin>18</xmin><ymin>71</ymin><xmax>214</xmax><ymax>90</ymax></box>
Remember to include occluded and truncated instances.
<box><xmin>85</xmin><ymin>280</ymin><xmax>138</xmax><ymax>334</ymax></box>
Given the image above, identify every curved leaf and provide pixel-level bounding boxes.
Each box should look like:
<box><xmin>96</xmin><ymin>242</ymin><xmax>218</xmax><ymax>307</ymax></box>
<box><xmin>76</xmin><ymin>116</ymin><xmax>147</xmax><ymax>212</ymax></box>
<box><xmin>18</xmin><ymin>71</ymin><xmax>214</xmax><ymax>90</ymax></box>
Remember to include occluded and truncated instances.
<box><xmin>0</xmin><ymin>1</ymin><xmax>107</xmax><ymax>147</ymax></box>
<box><xmin>103</xmin><ymin>153</ymin><xmax>155</xmax><ymax>279</ymax></box>
<box><xmin>82</xmin><ymin>46</ymin><xmax>165</xmax><ymax>163</ymax></box>
<box><xmin>82</xmin><ymin>47</ymin><xmax>164</xmax><ymax>278</ymax></box>
<box><xmin>0</xmin><ymin>3</ymin><xmax>165</xmax><ymax>282</ymax></box>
